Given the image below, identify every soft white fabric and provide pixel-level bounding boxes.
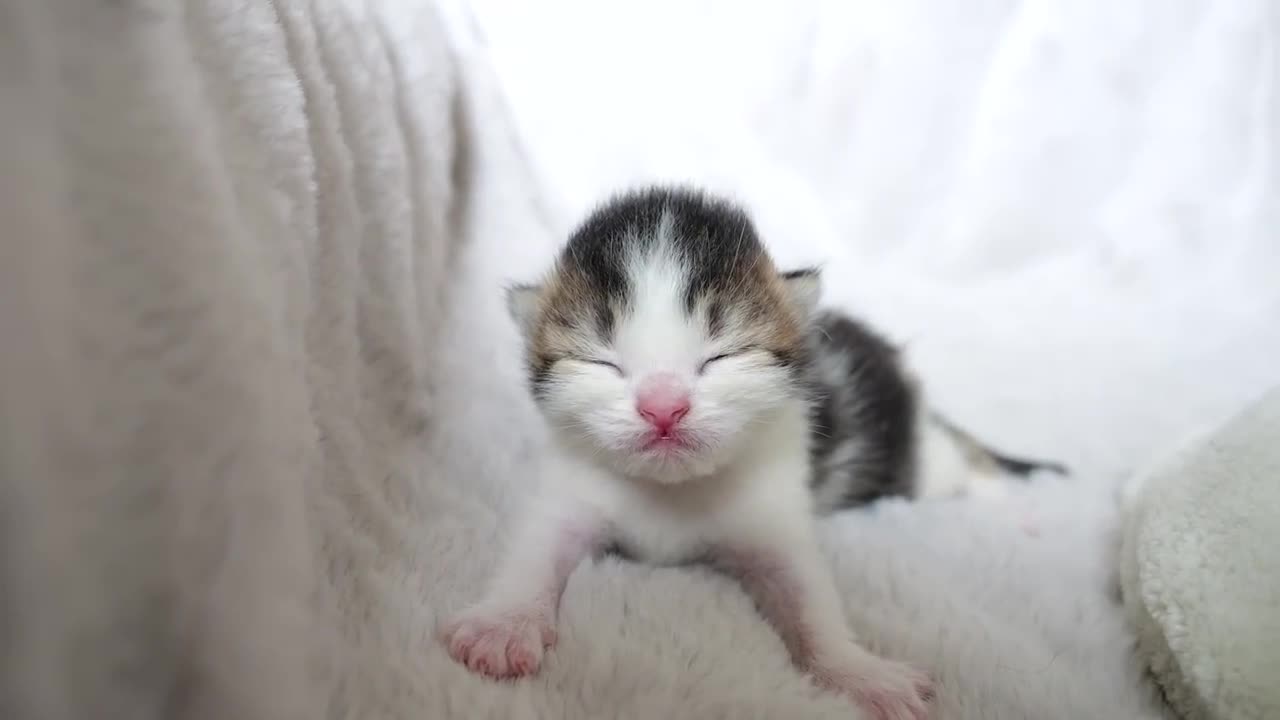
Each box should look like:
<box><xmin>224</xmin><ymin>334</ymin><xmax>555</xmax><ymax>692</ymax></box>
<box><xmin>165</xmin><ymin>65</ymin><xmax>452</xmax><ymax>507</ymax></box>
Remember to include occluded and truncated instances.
<box><xmin>1119</xmin><ymin>386</ymin><xmax>1280</xmax><ymax>720</ymax></box>
<box><xmin>0</xmin><ymin>1</ymin><xmax>1274</xmax><ymax>720</ymax></box>
<box><xmin>0</xmin><ymin>0</ymin><xmax>482</xmax><ymax>717</ymax></box>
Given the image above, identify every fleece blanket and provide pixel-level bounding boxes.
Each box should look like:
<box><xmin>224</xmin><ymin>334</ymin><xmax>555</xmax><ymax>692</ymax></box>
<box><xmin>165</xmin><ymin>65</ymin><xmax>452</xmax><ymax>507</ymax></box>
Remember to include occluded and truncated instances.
<box><xmin>1</xmin><ymin>0</ymin><xmax>1276</xmax><ymax>719</ymax></box>
<box><xmin>1120</xmin><ymin>386</ymin><xmax>1280</xmax><ymax>720</ymax></box>
<box><xmin>0</xmin><ymin>0</ymin><xmax>484</xmax><ymax>717</ymax></box>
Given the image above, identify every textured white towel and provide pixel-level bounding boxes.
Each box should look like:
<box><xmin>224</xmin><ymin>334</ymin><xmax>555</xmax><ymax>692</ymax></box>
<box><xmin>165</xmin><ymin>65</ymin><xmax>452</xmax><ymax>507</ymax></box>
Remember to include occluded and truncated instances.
<box><xmin>0</xmin><ymin>0</ymin><xmax>487</xmax><ymax>717</ymax></box>
<box><xmin>1120</xmin><ymin>387</ymin><xmax>1280</xmax><ymax>720</ymax></box>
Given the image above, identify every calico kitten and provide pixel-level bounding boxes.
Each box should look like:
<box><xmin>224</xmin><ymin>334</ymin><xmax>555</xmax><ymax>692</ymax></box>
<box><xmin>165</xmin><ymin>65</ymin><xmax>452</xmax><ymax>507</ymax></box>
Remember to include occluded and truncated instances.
<box><xmin>441</xmin><ymin>185</ymin><xmax>1054</xmax><ymax>720</ymax></box>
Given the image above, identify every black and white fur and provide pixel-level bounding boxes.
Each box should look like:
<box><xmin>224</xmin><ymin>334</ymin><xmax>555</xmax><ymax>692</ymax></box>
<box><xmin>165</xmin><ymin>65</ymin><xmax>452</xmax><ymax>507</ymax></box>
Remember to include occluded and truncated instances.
<box><xmin>806</xmin><ymin>310</ymin><xmax>1066</xmax><ymax>513</ymax></box>
<box><xmin>441</xmin><ymin>185</ymin><xmax>1060</xmax><ymax>720</ymax></box>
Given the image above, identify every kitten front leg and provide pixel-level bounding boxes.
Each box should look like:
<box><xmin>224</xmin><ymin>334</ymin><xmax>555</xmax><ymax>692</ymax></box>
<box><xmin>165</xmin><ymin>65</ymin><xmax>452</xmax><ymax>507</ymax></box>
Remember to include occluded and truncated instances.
<box><xmin>441</xmin><ymin>497</ymin><xmax>605</xmax><ymax>679</ymax></box>
<box><xmin>714</xmin><ymin>522</ymin><xmax>933</xmax><ymax>720</ymax></box>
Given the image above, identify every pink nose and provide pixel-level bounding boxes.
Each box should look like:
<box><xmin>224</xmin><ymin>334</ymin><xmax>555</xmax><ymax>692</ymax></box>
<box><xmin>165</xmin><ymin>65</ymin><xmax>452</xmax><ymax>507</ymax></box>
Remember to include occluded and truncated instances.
<box><xmin>635</xmin><ymin>374</ymin><xmax>692</xmax><ymax>434</ymax></box>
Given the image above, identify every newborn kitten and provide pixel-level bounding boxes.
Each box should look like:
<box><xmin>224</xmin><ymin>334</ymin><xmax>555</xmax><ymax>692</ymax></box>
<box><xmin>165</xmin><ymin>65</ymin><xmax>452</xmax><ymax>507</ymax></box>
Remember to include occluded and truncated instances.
<box><xmin>442</xmin><ymin>186</ymin><xmax>935</xmax><ymax>719</ymax></box>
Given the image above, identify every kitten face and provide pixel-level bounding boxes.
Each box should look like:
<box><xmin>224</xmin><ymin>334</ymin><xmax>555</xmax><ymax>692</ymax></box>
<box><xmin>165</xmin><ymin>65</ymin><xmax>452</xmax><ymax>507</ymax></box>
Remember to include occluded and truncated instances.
<box><xmin>509</xmin><ymin>187</ymin><xmax>820</xmax><ymax>483</ymax></box>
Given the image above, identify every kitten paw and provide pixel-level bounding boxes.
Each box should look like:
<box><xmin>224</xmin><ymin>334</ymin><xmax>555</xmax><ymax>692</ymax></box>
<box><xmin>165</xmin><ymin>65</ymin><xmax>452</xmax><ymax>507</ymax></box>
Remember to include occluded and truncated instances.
<box><xmin>814</xmin><ymin>652</ymin><xmax>933</xmax><ymax>720</ymax></box>
<box><xmin>440</xmin><ymin>606</ymin><xmax>557</xmax><ymax>679</ymax></box>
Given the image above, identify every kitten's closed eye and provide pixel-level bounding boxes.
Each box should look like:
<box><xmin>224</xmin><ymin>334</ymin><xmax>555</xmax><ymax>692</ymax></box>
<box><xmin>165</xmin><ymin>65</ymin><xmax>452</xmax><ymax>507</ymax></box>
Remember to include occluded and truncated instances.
<box><xmin>572</xmin><ymin>357</ymin><xmax>624</xmax><ymax>375</ymax></box>
<box><xmin>698</xmin><ymin>350</ymin><xmax>749</xmax><ymax>374</ymax></box>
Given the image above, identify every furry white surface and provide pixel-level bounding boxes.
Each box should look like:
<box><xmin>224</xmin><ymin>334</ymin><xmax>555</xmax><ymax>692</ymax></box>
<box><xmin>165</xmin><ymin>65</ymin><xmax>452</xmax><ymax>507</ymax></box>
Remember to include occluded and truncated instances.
<box><xmin>0</xmin><ymin>0</ymin><xmax>474</xmax><ymax>717</ymax></box>
<box><xmin>1120</xmin><ymin>385</ymin><xmax>1280</xmax><ymax>720</ymax></box>
<box><xmin>0</xmin><ymin>1</ymin><xmax>1274</xmax><ymax>719</ymax></box>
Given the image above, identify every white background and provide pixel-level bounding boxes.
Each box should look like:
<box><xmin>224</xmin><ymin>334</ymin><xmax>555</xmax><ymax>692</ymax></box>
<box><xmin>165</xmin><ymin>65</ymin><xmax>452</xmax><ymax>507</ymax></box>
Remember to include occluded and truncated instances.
<box><xmin>468</xmin><ymin>0</ymin><xmax>1280</xmax><ymax>485</ymax></box>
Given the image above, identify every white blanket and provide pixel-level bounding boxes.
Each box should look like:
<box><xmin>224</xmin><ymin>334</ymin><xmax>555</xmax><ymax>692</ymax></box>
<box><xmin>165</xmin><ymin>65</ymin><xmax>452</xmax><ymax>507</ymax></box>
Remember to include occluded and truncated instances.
<box><xmin>1120</xmin><ymin>386</ymin><xmax>1280</xmax><ymax>720</ymax></box>
<box><xmin>1</xmin><ymin>0</ymin><xmax>1275</xmax><ymax>719</ymax></box>
<box><xmin>1</xmin><ymin>0</ymin><xmax>481</xmax><ymax>716</ymax></box>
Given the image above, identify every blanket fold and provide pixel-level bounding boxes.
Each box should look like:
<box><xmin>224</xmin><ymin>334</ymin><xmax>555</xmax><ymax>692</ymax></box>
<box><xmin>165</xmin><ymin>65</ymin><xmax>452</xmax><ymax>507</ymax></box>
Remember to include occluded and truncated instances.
<box><xmin>1120</xmin><ymin>386</ymin><xmax>1280</xmax><ymax>720</ymax></box>
<box><xmin>0</xmin><ymin>0</ymin><xmax>472</xmax><ymax>717</ymax></box>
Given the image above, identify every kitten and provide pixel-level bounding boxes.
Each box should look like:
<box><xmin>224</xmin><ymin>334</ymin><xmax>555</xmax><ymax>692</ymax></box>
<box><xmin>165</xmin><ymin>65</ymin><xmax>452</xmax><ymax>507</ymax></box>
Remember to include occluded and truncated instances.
<box><xmin>440</xmin><ymin>185</ymin><xmax>1050</xmax><ymax>719</ymax></box>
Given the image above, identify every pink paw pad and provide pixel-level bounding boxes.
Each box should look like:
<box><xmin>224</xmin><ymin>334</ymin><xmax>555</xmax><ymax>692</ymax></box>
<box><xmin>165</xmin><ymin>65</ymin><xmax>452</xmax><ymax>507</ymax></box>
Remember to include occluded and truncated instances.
<box><xmin>440</xmin><ymin>609</ymin><xmax>556</xmax><ymax>680</ymax></box>
<box><xmin>853</xmin><ymin>680</ymin><xmax>933</xmax><ymax>720</ymax></box>
<box><xmin>818</xmin><ymin>657</ymin><xmax>934</xmax><ymax>720</ymax></box>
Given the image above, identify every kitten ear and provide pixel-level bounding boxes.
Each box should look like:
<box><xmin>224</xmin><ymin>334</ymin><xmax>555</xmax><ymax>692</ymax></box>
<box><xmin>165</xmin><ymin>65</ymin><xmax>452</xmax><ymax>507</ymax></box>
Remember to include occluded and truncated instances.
<box><xmin>505</xmin><ymin>283</ymin><xmax>543</xmax><ymax>340</ymax></box>
<box><xmin>779</xmin><ymin>267</ymin><xmax>822</xmax><ymax>318</ymax></box>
